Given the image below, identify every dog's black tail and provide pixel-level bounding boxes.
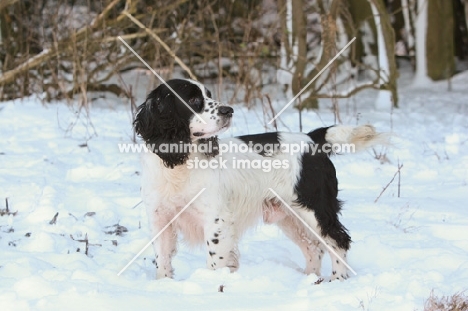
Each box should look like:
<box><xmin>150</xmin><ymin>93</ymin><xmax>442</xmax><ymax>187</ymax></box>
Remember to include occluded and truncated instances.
<box><xmin>308</xmin><ymin>125</ymin><xmax>387</xmax><ymax>155</ymax></box>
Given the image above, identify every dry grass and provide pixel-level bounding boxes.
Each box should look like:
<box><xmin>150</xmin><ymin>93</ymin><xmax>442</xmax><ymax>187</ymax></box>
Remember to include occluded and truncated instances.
<box><xmin>424</xmin><ymin>291</ymin><xmax>468</xmax><ymax>311</ymax></box>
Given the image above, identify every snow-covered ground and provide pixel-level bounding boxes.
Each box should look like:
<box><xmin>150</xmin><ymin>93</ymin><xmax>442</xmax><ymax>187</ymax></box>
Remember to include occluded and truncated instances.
<box><xmin>1</xmin><ymin>70</ymin><xmax>467</xmax><ymax>311</ymax></box>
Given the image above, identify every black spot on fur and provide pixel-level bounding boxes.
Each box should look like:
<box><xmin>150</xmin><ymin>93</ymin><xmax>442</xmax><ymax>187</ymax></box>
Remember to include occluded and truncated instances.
<box><xmin>198</xmin><ymin>136</ymin><xmax>219</xmax><ymax>158</ymax></box>
<box><xmin>209</xmin><ymin>251</ymin><xmax>216</xmax><ymax>256</ymax></box>
<box><xmin>214</xmin><ymin>233</ymin><xmax>219</xmax><ymax>237</ymax></box>
<box><xmin>219</xmin><ymin>256</ymin><xmax>224</xmax><ymax>260</ymax></box>
<box><xmin>214</xmin><ymin>218</ymin><xmax>219</xmax><ymax>223</ymax></box>
<box><xmin>211</xmin><ymin>239</ymin><xmax>219</xmax><ymax>244</ymax></box>
<box><xmin>237</xmin><ymin>132</ymin><xmax>281</xmax><ymax>156</ymax></box>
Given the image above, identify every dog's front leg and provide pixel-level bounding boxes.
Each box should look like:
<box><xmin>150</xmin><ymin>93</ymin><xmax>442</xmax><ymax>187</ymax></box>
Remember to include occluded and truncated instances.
<box><xmin>204</xmin><ymin>216</ymin><xmax>239</xmax><ymax>273</ymax></box>
<box><xmin>148</xmin><ymin>208</ymin><xmax>178</xmax><ymax>279</ymax></box>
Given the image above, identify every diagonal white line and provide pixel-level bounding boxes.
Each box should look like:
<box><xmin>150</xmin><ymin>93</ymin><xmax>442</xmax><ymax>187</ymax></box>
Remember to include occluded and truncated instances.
<box><xmin>117</xmin><ymin>188</ymin><xmax>206</xmax><ymax>276</ymax></box>
<box><xmin>118</xmin><ymin>36</ymin><xmax>206</xmax><ymax>124</ymax></box>
<box><xmin>268</xmin><ymin>188</ymin><xmax>357</xmax><ymax>276</ymax></box>
<box><xmin>269</xmin><ymin>37</ymin><xmax>356</xmax><ymax>124</ymax></box>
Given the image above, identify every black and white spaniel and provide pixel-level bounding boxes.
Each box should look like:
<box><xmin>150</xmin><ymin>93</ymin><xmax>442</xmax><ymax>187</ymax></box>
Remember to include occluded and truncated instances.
<box><xmin>134</xmin><ymin>79</ymin><xmax>384</xmax><ymax>280</ymax></box>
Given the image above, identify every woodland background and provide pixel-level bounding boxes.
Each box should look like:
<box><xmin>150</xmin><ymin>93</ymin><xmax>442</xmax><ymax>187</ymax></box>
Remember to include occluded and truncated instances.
<box><xmin>0</xmin><ymin>0</ymin><xmax>467</xmax><ymax>115</ymax></box>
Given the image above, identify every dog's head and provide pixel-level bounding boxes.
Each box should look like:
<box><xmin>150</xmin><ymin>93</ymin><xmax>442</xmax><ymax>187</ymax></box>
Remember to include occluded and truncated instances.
<box><xmin>134</xmin><ymin>79</ymin><xmax>233</xmax><ymax>168</ymax></box>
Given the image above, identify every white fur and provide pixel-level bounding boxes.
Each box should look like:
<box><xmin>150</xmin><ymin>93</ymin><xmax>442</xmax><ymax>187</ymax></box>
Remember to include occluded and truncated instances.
<box><xmin>326</xmin><ymin>124</ymin><xmax>386</xmax><ymax>152</ymax></box>
<box><xmin>141</xmin><ymin>134</ymin><xmax>307</xmax><ymax>278</ymax></box>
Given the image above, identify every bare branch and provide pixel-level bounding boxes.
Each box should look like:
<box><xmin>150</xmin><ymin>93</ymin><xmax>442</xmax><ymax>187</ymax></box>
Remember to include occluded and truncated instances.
<box><xmin>0</xmin><ymin>0</ymin><xmax>122</xmax><ymax>87</ymax></box>
<box><xmin>122</xmin><ymin>11</ymin><xmax>198</xmax><ymax>81</ymax></box>
<box><xmin>375</xmin><ymin>163</ymin><xmax>404</xmax><ymax>203</ymax></box>
<box><xmin>0</xmin><ymin>0</ymin><xmax>20</xmax><ymax>11</ymax></box>
<box><xmin>49</xmin><ymin>212</ymin><xmax>59</xmax><ymax>225</ymax></box>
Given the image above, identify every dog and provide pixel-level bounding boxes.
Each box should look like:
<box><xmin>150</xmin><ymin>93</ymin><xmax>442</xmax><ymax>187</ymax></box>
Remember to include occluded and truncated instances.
<box><xmin>134</xmin><ymin>78</ymin><xmax>384</xmax><ymax>280</ymax></box>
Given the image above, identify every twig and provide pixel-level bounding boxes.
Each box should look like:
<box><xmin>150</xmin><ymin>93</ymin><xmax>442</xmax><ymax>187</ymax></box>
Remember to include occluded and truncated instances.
<box><xmin>70</xmin><ymin>233</ymin><xmax>101</xmax><ymax>256</ymax></box>
<box><xmin>132</xmin><ymin>201</ymin><xmax>143</xmax><ymax>209</ymax></box>
<box><xmin>0</xmin><ymin>0</ymin><xmax>122</xmax><ymax>87</ymax></box>
<box><xmin>104</xmin><ymin>224</ymin><xmax>128</xmax><ymax>236</ymax></box>
<box><xmin>101</xmin><ymin>32</ymin><xmax>150</xmax><ymax>43</ymax></box>
<box><xmin>374</xmin><ymin>163</ymin><xmax>403</xmax><ymax>203</ymax></box>
<box><xmin>129</xmin><ymin>85</ymin><xmax>137</xmax><ymax>143</ymax></box>
<box><xmin>397</xmin><ymin>159</ymin><xmax>401</xmax><ymax>198</ymax></box>
<box><xmin>264</xmin><ymin>94</ymin><xmax>278</xmax><ymax>131</ymax></box>
<box><xmin>122</xmin><ymin>11</ymin><xmax>198</xmax><ymax>81</ymax></box>
<box><xmin>372</xmin><ymin>146</ymin><xmax>391</xmax><ymax>164</ymax></box>
<box><xmin>0</xmin><ymin>0</ymin><xmax>20</xmax><ymax>11</ymax></box>
<box><xmin>0</xmin><ymin>198</ymin><xmax>17</xmax><ymax>217</ymax></box>
<box><xmin>72</xmin><ymin>233</ymin><xmax>89</xmax><ymax>255</ymax></box>
<box><xmin>207</xmin><ymin>4</ymin><xmax>223</xmax><ymax>97</ymax></box>
<box><xmin>49</xmin><ymin>212</ymin><xmax>59</xmax><ymax>225</ymax></box>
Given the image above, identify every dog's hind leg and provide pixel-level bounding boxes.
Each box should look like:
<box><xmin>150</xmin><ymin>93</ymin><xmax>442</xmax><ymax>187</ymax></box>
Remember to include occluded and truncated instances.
<box><xmin>276</xmin><ymin>214</ymin><xmax>324</xmax><ymax>276</ymax></box>
<box><xmin>294</xmin><ymin>207</ymin><xmax>351</xmax><ymax>281</ymax></box>
<box><xmin>323</xmin><ymin>228</ymin><xmax>350</xmax><ymax>281</ymax></box>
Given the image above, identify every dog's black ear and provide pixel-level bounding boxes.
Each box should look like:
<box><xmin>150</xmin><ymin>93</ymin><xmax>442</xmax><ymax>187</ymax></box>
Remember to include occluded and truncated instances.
<box><xmin>133</xmin><ymin>90</ymin><xmax>191</xmax><ymax>169</ymax></box>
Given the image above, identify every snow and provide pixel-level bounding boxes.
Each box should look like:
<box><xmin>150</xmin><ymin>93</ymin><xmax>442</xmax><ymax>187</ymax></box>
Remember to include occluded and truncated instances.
<box><xmin>1</xmin><ymin>69</ymin><xmax>468</xmax><ymax>310</ymax></box>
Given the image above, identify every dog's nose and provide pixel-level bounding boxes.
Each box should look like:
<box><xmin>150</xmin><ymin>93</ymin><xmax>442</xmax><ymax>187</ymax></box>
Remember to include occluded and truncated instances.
<box><xmin>218</xmin><ymin>106</ymin><xmax>234</xmax><ymax>116</ymax></box>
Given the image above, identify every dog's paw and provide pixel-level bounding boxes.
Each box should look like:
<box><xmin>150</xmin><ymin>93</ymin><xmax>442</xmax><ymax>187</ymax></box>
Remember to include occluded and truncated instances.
<box><xmin>329</xmin><ymin>271</ymin><xmax>349</xmax><ymax>282</ymax></box>
<box><xmin>156</xmin><ymin>270</ymin><xmax>174</xmax><ymax>280</ymax></box>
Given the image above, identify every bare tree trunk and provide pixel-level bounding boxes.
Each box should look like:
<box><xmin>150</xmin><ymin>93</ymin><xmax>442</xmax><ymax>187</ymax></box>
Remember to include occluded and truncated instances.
<box><xmin>426</xmin><ymin>0</ymin><xmax>455</xmax><ymax>80</ymax></box>
<box><xmin>368</xmin><ymin>0</ymin><xmax>398</xmax><ymax>108</ymax></box>
<box><xmin>346</xmin><ymin>0</ymin><xmax>378</xmax><ymax>68</ymax></box>
<box><xmin>322</xmin><ymin>12</ymin><xmax>341</xmax><ymax>122</ymax></box>
<box><xmin>401</xmin><ymin>0</ymin><xmax>415</xmax><ymax>55</ymax></box>
<box><xmin>291</xmin><ymin>0</ymin><xmax>311</xmax><ymax>108</ymax></box>
<box><xmin>277</xmin><ymin>0</ymin><xmax>294</xmax><ymax>97</ymax></box>
<box><xmin>413</xmin><ymin>0</ymin><xmax>432</xmax><ymax>86</ymax></box>
<box><xmin>465</xmin><ymin>0</ymin><xmax>468</xmax><ymax>30</ymax></box>
<box><xmin>453</xmin><ymin>0</ymin><xmax>468</xmax><ymax>60</ymax></box>
<box><xmin>301</xmin><ymin>0</ymin><xmax>342</xmax><ymax>109</ymax></box>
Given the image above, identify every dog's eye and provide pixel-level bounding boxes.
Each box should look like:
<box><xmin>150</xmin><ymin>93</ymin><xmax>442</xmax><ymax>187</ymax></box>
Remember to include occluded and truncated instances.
<box><xmin>188</xmin><ymin>97</ymin><xmax>203</xmax><ymax>110</ymax></box>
